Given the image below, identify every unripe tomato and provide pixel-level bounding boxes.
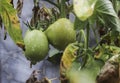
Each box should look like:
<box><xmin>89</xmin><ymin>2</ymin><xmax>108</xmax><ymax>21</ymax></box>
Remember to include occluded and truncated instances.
<box><xmin>24</xmin><ymin>29</ymin><xmax>49</xmax><ymax>64</ymax></box>
<box><xmin>45</xmin><ymin>18</ymin><xmax>76</xmax><ymax>50</ymax></box>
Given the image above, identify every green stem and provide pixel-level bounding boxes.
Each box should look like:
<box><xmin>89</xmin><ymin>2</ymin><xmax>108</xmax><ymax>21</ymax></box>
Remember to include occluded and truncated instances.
<box><xmin>81</xmin><ymin>23</ymin><xmax>90</xmax><ymax>68</ymax></box>
<box><xmin>92</xmin><ymin>26</ymin><xmax>98</xmax><ymax>44</ymax></box>
<box><xmin>79</xmin><ymin>29</ymin><xmax>87</xmax><ymax>49</ymax></box>
<box><xmin>78</xmin><ymin>29</ymin><xmax>88</xmax><ymax>69</ymax></box>
<box><xmin>92</xmin><ymin>31</ymin><xmax>111</xmax><ymax>50</ymax></box>
<box><xmin>91</xmin><ymin>20</ymin><xmax>99</xmax><ymax>45</ymax></box>
<box><xmin>60</xmin><ymin>0</ymin><xmax>66</xmax><ymax>18</ymax></box>
<box><xmin>86</xmin><ymin>23</ymin><xmax>90</xmax><ymax>49</ymax></box>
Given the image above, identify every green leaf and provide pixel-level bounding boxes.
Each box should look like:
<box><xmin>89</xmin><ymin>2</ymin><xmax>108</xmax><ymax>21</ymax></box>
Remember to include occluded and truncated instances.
<box><xmin>95</xmin><ymin>0</ymin><xmax>120</xmax><ymax>32</ymax></box>
<box><xmin>47</xmin><ymin>52</ymin><xmax>62</xmax><ymax>64</ymax></box>
<box><xmin>95</xmin><ymin>45</ymin><xmax>120</xmax><ymax>62</ymax></box>
<box><xmin>0</xmin><ymin>0</ymin><xmax>24</xmax><ymax>49</ymax></box>
<box><xmin>116</xmin><ymin>1</ymin><xmax>120</xmax><ymax>13</ymax></box>
<box><xmin>47</xmin><ymin>49</ymin><xmax>62</xmax><ymax>64</ymax></box>
<box><xmin>83</xmin><ymin>54</ymin><xmax>103</xmax><ymax>76</ymax></box>
<box><xmin>48</xmin><ymin>49</ymin><xmax>60</xmax><ymax>57</ymax></box>
<box><xmin>66</xmin><ymin>50</ymin><xmax>104</xmax><ymax>83</ymax></box>
<box><xmin>95</xmin><ymin>0</ymin><xmax>117</xmax><ymax>16</ymax></box>
<box><xmin>68</xmin><ymin>70</ymin><xmax>96</xmax><ymax>83</ymax></box>
<box><xmin>74</xmin><ymin>17</ymin><xmax>88</xmax><ymax>30</ymax></box>
<box><xmin>73</xmin><ymin>0</ymin><xmax>97</xmax><ymax>21</ymax></box>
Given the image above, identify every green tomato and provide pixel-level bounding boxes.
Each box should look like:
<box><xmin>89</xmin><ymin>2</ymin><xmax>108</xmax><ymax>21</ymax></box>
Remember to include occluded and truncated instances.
<box><xmin>45</xmin><ymin>18</ymin><xmax>76</xmax><ymax>50</ymax></box>
<box><xmin>24</xmin><ymin>29</ymin><xmax>49</xmax><ymax>64</ymax></box>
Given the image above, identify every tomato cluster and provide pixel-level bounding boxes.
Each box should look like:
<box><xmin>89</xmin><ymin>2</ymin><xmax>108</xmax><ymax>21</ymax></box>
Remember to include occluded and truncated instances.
<box><xmin>24</xmin><ymin>18</ymin><xmax>76</xmax><ymax>64</ymax></box>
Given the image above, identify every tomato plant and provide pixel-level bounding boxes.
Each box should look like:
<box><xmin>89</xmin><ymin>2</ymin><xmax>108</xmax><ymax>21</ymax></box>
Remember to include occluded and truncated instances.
<box><xmin>0</xmin><ymin>0</ymin><xmax>120</xmax><ymax>83</ymax></box>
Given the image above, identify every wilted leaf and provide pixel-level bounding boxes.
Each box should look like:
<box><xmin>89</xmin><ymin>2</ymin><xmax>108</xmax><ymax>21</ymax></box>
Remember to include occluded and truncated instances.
<box><xmin>95</xmin><ymin>45</ymin><xmax>120</xmax><ymax>62</ymax></box>
<box><xmin>60</xmin><ymin>42</ymin><xmax>80</xmax><ymax>83</ymax></box>
<box><xmin>73</xmin><ymin>0</ymin><xmax>97</xmax><ymax>21</ymax></box>
<box><xmin>96</xmin><ymin>55</ymin><xmax>119</xmax><ymax>83</ymax></box>
<box><xmin>0</xmin><ymin>0</ymin><xmax>24</xmax><ymax>49</ymax></box>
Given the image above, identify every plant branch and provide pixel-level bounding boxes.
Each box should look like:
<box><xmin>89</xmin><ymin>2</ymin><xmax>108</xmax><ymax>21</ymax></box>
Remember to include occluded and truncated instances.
<box><xmin>86</xmin><ymin>23</ymin><xmax>90</xmax><ymax>49</ymax></box>
<box><xmin>92</xmin><ymin>31</ymin><xmax>111</xmax><ymax>50</ymax></box>
<box><xmin>79</xmin><ymin>29</ymin><xmax>87</xmax><ymax>49</ymax></box>
<box><xmin>60</xmin><ymin>0</ymin><xmax>66</xmax><ymax>18</ymax></box>
<box><xmin>91</xmin><ymin>26</ymin><xmax>99</xmax><ymax>44</ymax></box>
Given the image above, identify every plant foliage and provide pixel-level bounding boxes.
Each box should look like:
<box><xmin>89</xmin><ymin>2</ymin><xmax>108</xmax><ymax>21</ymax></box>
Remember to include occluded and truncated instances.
<box><xmin>0</xmin><ymin>0</ymin><xmax>24</xmax><ymax>49</ymax></box>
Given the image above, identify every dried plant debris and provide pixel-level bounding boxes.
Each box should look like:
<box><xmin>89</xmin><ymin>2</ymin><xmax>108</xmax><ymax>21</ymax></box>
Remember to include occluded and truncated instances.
<box><xmin>16</xmin><ymin>0</ymin><xmax>23</xmax><ymax>18</ymax></box>
<box><xmin>26</xmin><ymin>70</ymin><xmax>57</xmax><ymax>83</ymax></box>
<box><xmin>26</xmin><ymin>70</ymin><xmax>41</xmax><ymax>83</ymax></box>
<box><xmin>96</xmin><ymin>55</ymin><xmax>119</xmax><ymax>83</ymax></box>
<box><xmin>38</xmin><ymin>77</ymin><xmax>51</xmax><ymax>83</ymax></box>
<box><xmin>30</xmin><ymin>1</ymin><xmax>40</xmax><ymax>27</ymax></box>
<box><xmin>30</xmin><ymin>0</ymin><xmax>60</xmax><ymax>30</ymax></box>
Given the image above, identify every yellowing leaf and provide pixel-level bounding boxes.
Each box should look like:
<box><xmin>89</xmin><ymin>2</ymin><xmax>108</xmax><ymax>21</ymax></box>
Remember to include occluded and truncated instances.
<box><xmin>94</xmin><ymin>45</ymin><xmax>120</xmax><ymax>62</ymax></box>
<box><xmin>60</xmin><ymin>42</ymin><xmax>79</xmax><ymax>83</ymax></box>
<box><xmin>7</xmin><ymin>0</ymin><xmax>11</xmax><ymax>3</ymax></box>
<box><xmin>73</xmin><ymin>0</ymin><xmax>97</xmax><ymax>21</ymax></box>
<box><xmin>0</xmin><ymin>0</ymin><xmax>24</xmax><ymax>49</ymax></box>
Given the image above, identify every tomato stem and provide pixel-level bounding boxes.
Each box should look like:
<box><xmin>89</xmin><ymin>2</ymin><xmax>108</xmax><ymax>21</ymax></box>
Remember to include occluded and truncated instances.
<box><xmin>79</xmin><ymin>29</ymin><xmax>87</xmax><ymax>48</ymax></box>
<box><xmin>86</xmin><ymin>23</ymin><xmax>90</xmax><ymax>49</ymax></box>
<box><xmin>60</xmin><ymin>0</ymin><xmax>66</xmax><ymax>18</ymax></box>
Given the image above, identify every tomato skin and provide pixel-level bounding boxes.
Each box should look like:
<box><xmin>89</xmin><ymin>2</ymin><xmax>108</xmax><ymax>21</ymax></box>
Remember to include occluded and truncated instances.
<box><xmin>45</xmin><ymin>18</ymin><xmax>76</xmax><ymax>50</ymax></box>
<box><xmin>24</xmin><ymin>30</ymin><xmax>49</xmax><ymax>64</ymax></box>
